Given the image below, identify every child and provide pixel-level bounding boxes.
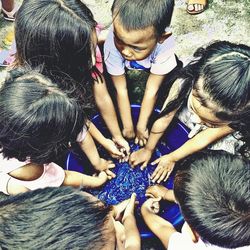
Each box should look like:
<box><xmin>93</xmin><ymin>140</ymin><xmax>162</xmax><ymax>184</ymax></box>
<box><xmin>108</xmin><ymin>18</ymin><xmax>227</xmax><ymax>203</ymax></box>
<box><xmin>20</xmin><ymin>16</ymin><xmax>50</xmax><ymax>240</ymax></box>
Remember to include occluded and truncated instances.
<box><xmin>104</xmin><ymin>0</ymin><xmax>180</xmax><ymax>146</ymax></box>
<box><xmin>14</xmin><ymin>0</ymin><xmax>130</xmax><ymax>156</ymax></box>
<box><xmin>130</xmin><ymin>41</ymin><xmax>250</xmax><ymax>183</ymax></box>
<box><xmin>0</xmin><ymin>187</ymin><xmax>141</xmax><ymax>250</ymax></box>
<box><xmin>0</xmin><ymin>68</ymin><xmax>119</xmax><ymax>195</ymax></box>
<box><xmin>141</xmin><ymin>150</ymin><xmax>250</xmax><ymax>249</ymax></box>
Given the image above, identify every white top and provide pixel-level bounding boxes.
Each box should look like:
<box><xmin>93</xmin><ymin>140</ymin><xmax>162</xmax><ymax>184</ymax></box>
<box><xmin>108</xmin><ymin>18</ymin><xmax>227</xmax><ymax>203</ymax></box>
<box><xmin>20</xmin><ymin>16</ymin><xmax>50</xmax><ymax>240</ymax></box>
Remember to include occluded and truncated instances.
<box><xmin>104</xmin><ymin>26</ymin><xmax>177</xmax><ymax>76</ymax></box>
<box><xmin>169</xmin><ymin>231</ymin><xmax>250</xmax><ymax>250</ymax></box>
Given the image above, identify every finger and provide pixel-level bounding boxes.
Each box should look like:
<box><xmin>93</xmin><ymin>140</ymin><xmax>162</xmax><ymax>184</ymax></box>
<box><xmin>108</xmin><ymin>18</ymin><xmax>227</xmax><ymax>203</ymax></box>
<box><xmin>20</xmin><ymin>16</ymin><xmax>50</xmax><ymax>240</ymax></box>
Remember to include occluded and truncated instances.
<box><xmin>140</xmin><ymin>162</ymin><xmax>148</xmax><ymax>171</ymax></box>
<box><xmin>134</xmin><ymin>137</ymin><xmax>139</xmax><ymax>144</ymax></box>
<box><xmin>164</xmin><ymin>171</ymin><xmax>171</xmax><ymax>182</ymax></box>
<box><xmin>143</xmin><ymin>138</ymin><xmax>147</xmax><ymax>146</ymax></box>
<box><xmin>145</xmin><ymin>193</ymin><xmax>155</xmax><ymax>198</ymax></box>
<box><xmin>157</xmin><ymin>170</ymin><xmax>168</xmax><ymax>184</ymax></box>
<box><xmin>105</xmin><ymin>169</ymin><xmax>116</xmax><ymax>178</ymax></box>
<box><xmin>151</xmin><ymin>168</ymin><xmax>163</xmax><ymax>183</ymax></box>
<box><xmin>151</xmin><ymin>158</ymin><xmax>160</xmax><ymax>166</ymax></box>
<box><xmin>139</xmin><ymin>139</ymin><xmax>144</xmax><ymax>147</ymax></box>
<box><xmin>151</xmin><ymin>165</ymin><xmax>162</xmax><ymax>179</ymax></box>
<box><xmin>108</xmin><ymin>163</ymin><xmax>115</xmax><ymax>169</ymax></box>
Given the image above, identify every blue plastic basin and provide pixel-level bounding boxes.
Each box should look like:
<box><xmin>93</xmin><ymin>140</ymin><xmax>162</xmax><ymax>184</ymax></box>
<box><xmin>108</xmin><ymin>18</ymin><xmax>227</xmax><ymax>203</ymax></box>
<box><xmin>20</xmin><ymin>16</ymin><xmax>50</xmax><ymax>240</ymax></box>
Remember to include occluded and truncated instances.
<box><xmin>65</xmin><ymin>104</ymin><xmax>189</xmax><ymax>238</ymax></box>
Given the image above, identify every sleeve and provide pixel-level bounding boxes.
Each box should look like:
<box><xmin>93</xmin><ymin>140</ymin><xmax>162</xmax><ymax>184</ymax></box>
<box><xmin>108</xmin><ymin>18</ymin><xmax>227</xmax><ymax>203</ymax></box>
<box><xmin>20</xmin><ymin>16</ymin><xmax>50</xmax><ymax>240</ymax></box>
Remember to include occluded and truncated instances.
<box><xmin>168</xmin><ymin>232</ymin><xmax>195</xmax><ymax>250</ymax></box>
<box><xmin>76</xmin><ymin>126</ymin><xmax>88</xmax><ymax>143</ymax></box>
<box><xmin>150</xmin><ymin>35</ymin><xmax>177</xmax><ymax>75</ymax></box>
<box><xmin>0</xmin><ymin>172</ymin><xmax>11</xmax><ymax>195</ymax></box>
<box><xmin>103</xmin><ymin>27</ymin><xmax>125</xmax><ymax>76</ymax></box>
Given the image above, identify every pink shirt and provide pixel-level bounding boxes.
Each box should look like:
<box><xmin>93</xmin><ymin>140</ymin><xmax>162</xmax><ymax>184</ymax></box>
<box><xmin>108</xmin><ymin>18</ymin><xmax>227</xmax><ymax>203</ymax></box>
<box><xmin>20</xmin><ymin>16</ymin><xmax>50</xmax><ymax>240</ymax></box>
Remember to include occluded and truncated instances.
<box><xmin>0</xmin><ymin>154</ymin><xmax>65</xmax><ymax>195</ymax></box>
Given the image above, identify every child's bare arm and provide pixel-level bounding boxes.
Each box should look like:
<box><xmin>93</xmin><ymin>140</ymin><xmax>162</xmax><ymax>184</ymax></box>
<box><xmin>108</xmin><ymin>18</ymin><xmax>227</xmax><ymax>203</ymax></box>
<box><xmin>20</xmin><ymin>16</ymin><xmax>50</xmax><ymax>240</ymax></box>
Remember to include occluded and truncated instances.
<box><xmin>111</xmin><ymin>74</ymin><xmax>135</xmax><ymax>139</ymax></box>
<box><xmin>93</xmin><ymin>75</ymin><xmax>130</xmax><ymax>155</ymax></box>
<box><xmin>136</xmin><ymin>73</ymin><xmax>166</xmax><ymax>146</ymax></box>
<box><xmin>78</xmin><ymin>130</ymin><xmax>114</xmax><ymax>172</ymax></box>
<box><xmin>141</xmin><ymin>198</ymin><xmax>176</xmax><ymax>248</ymax></box>
<box><xmin>63</xmin><ymin>170</ymin><xmax>109</xmax><ymax>188</ymax></box>
<box><xmin>151</xmin><ymin>126</ymin><xmax>234</xmax><ymax>183</ymax></box>
<box><xmin>122</xmin><ymin>193</ymin><xmax>141</xmax><ymax>250</ymax></box>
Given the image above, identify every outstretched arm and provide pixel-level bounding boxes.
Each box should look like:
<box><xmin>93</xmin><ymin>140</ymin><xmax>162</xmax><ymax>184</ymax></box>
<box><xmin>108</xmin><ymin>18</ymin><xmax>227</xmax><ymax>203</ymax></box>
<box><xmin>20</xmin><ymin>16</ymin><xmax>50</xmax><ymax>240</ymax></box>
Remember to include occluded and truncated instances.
<box><xmin>151</xmin><ymin>125</ymin><xmax>234</xmax><ymax>183</ymax></box>
<box><xmin>112</xmin><ymin>74</ymin><xmax>135</xmax><ymax>140</ymax></box>
<box><xmin>141</xmin><ymin>198</ymin><xmax>176</xmax><ymax>248</ymax></box>
<box><xmin>135</xmin><ymin>73</ymin><xmax>165</xmax><ymax>146</ymax></box>
<box><xmin>93</xmin><ymin>75</ymin><xmax>130</xmax><ymax>155</ymax></box>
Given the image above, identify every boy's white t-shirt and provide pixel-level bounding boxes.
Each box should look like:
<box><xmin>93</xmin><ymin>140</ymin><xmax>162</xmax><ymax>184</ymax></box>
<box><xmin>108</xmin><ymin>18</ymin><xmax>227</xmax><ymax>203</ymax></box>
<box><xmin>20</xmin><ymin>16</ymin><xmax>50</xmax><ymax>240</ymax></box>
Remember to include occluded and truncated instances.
<box><xmin>104</xmin><ymin>26</ymin><xmax>177</xmax><ymax>76</ymax></box>
<box><xmin>168</xmin><ymin>231</ymin><xmax>250</xmax><ymax>250</ymax></box>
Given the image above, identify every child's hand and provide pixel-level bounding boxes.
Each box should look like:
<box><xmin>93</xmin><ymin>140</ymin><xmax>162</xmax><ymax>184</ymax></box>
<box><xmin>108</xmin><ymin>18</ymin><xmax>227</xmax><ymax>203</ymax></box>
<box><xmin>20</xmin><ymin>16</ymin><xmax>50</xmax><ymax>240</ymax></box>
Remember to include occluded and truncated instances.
<box><xmin>146</xmin><ymin>185</ymin><xmax>169</xmax><ymax>199</ymax></box>
<box><xmin>135</xmin><ymin>126</ymin><xmax>149</xmax><ymax>146</ymax></box>
<box><xmin>122</xmin><ymin>193</ymin><xmax>137</xmax><ymax>223</ymax></box>
<box><xmin>141</xmin><ymin>197</ymin><xmax>161</xmax><ymax>214</ymax></box>
<box><xmin>104</xmin><ymin>138</ymin><xmax>125</xmax><ymax>159</ymax></box>
<box><xmin>151</xmin><ymin>155</ymin><xmax>176</xmax><ymax>183</ymax></box>
<box><xmin>94</xmin><ymin>171</ymin><xmax>109</xmax><ymax>186</ymax></box>
<box><xmin>94</xmin><ymin>158</ymin><xmax>115</xmax><ymax>172</ymax></box>
<box><xmin>129</xmin><ymin>147</ymin><xmax>153</xmax><ymax>170</ymax></box>
<box><xmin>146</xmin><ymin>185</ymin><xmax>175</xmax><ymax>202</ymax></box>
<box><xmin>122</xmin><ymin>127</ymin><xmax>135</xmax><ymax>140</ymax></box>
<box><xmin>112</xmin><ymin>136</ymin><xmax>130</xmax><ymax>160</ymax></box>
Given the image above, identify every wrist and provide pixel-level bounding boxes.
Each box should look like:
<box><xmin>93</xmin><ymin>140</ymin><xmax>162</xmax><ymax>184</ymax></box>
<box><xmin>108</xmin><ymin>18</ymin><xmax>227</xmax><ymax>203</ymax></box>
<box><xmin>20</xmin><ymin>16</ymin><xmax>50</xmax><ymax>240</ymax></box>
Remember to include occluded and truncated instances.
<box><xmin>144</xmin><ymin>145</ymin><xmax>154</xmax><ymax>153</ymax></box>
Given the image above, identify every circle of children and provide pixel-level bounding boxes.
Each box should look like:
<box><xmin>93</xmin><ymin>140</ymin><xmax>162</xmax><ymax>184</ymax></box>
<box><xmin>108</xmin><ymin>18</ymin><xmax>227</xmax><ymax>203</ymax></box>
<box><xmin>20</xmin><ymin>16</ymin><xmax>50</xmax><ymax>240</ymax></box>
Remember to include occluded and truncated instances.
<box><xmin>0</xmin><ymin>0</ymin><xmax>249</xmax><ymax>249</ymax></box>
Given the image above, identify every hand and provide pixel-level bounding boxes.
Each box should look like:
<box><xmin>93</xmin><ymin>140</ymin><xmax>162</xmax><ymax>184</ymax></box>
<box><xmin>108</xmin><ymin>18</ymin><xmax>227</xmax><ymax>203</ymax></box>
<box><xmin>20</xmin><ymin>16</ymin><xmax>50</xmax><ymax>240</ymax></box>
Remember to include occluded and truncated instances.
<box><xmin>122</xmin><ymin>193</ymin><xmax>137</xmax><ymax>223</ymax></box>
<box><xmin>112</xmin><ymin>136</ymin><xmax>130</xmax><ymax>161</ymax></box>
<box><xmin>151</xmin><ymin>155</ymin><xmax>176</xmax><ymax>183</ymax></box>
<box><xmin>135</xmin><ymin>126</ymin><xmax>149</xmax><ymax>146</ymax></box>
<box><xmin>146</xmin><ymin>184</ymin><xmax>169</xmax><ymax>199</ymax></box>
<box><xmin>129</xmin><ymin>147</ymin><xmax>153</xmax><ymax>170</ymax></box>
<box><xmin>122</xmin><ymin>127</ymin><xmax>135</xmax><ymax>140</ymax></box>
<box><xmin>146</xmin><ymin>185</ymin><xmax>174</xmax><ymax>202</ymax></box>
<box><xmin>94</xmin><ymin>158</ymin><xmax>115</xmax><ymax>172</ymax></box>
<box><xmin>104</xmin><ymin>138</ymin><xmax>125</xmax><ymax>159</ymax></box>
<box><xmin>95</xmin><ymin>171</ymin><xmax>109</xmax><ymax>186</ymax></box>
<box><xmin>141</xmin><ymin>197</ymin><xmax>161</xmax><ymax>214</ymax></box>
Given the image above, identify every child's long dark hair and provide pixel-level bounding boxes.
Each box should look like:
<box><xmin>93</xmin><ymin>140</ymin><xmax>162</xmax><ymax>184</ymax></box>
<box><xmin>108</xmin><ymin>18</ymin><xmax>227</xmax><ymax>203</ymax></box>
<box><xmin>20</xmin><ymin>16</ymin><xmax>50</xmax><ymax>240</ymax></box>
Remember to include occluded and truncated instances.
<box><xmin>15</xmin><ymin>0</ymin><xmax>98</xmax><ymax>102</ymax></box>
<box><xmin>0</xmin><ymin>68</ymin><xmax>87</xmax><ymax>164</ymax></box>
<box><xmin>160</xmin><ymin>41</ymin><xmax>250</xmax><ymax>148</ymax></box>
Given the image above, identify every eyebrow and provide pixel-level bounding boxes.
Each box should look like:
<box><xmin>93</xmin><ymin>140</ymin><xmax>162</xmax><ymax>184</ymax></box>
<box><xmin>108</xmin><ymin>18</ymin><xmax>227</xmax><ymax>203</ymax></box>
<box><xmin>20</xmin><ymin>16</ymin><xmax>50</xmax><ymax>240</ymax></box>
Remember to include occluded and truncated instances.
<box><xmin>113</xmin><ymin>32</ymin><xmax>148</xmax><ymax>49</ymax></box>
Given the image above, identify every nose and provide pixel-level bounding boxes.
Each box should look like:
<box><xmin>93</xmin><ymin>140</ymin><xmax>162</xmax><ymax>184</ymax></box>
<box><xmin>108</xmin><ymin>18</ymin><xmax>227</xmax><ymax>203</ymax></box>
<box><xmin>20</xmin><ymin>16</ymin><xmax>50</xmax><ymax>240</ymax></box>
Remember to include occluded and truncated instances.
<box><xmin>121</xmin><ymin>47</ymin><xmax>132</xmax><ymax>58</ymax></box>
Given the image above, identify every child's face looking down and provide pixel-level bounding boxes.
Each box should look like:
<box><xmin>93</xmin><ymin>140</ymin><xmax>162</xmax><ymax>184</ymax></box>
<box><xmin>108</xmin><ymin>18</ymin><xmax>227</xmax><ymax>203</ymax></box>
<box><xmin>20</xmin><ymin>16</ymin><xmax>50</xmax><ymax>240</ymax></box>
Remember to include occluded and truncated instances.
<box><xmin>188</xmin><ymin>78</ymin><xmax>230</xmax><ymax>128</ymax></box>
<box><xmin>113</xmin><ymin>17</ymin><xmax>159</xmax><ymax>61</ymax></box>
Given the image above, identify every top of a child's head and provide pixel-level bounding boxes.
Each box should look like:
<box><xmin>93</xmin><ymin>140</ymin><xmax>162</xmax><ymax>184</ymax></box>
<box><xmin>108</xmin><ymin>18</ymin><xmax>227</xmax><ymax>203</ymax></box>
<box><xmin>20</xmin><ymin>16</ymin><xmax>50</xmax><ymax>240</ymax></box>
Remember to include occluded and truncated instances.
<box><xmin>0</xmin><ymin>67</ymin><xmax>87</xmax><ymax>164</ymax></box>
<box><xmin>111</xmin><ymin>0</ymin><xmax>174</xmax><ymax>36</ymax></box>
<box><xmin>0</xmin><ymin>187</ymin><xmax>114</xmax><ymax>249</ymax></box>
<box><xmin>15</xmin><ymin>0</ymin><xmax>97</xmax><ymax>86</ymax></box>
<box><xmin>174</xmin><ymin>150</ymin><xmax>250</xmax><ymax>248</ymax></box>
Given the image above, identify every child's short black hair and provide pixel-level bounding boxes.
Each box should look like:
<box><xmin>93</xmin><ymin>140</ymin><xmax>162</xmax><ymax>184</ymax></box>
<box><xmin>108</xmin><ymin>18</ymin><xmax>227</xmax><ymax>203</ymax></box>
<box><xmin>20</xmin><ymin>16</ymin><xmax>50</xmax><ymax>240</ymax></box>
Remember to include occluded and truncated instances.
<box><xmin>0</xmin><ymin>67</ymin><xmax>88</xmax><ymax>164</ymax></box>
<box><xmin>112</xmin><ymin>0</ymin><xmax>174</xmax><ymax>36</ymax></box>
<box><xmin>174</xmin><ymin>150</ymin><xmax>250</xmax><ymax>248</ymax></box>
<box><xmin>0</xmin><ymin>187</ymin><xmax>112</xmax><ymax>249</ymax></box>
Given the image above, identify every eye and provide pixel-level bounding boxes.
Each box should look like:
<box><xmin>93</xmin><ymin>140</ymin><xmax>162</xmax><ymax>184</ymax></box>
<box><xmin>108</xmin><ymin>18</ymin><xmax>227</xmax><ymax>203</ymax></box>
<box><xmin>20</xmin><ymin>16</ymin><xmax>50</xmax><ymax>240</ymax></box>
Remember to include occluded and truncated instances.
<box><xmin>132</xmin><ymin>46</ymin><xmax>143</xmax><ymax>52</ymax></box>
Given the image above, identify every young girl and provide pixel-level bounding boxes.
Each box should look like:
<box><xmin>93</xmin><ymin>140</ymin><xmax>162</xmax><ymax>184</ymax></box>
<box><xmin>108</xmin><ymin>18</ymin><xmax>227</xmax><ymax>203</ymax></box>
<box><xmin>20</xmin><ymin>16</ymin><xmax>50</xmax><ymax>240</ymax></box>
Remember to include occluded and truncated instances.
<box><xmin>0</xmin><ymin>68</ymin><xmax>117</xmax><ymax>195</ymax></box>
<box><xmin>130</xmin><ymin>41</ymin><xmax>250</xmax><ymax>183</ymax></box>
<box><xmin>14</xmin><ymin>0</ymin><xmax>130</xmax><ymax>156</ymax></box>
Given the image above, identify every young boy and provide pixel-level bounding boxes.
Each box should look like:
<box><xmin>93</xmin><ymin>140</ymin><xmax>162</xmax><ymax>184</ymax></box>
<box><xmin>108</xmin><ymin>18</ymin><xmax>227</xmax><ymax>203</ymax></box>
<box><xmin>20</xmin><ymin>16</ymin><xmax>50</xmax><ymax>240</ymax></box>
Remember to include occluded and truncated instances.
<box><xmin>104</xmin><ymin>0</ymin><xmax>180</xmax><ymax>146</ymax></box>
<box><xmin>0</xmin><ymin>187</ymin><xmax>141</xmax><ymax>250</ymax></box>
<box><xmin>141</xmin><ymin>150</ymin><xmax>250</xmax><ymax>250</ymax></box>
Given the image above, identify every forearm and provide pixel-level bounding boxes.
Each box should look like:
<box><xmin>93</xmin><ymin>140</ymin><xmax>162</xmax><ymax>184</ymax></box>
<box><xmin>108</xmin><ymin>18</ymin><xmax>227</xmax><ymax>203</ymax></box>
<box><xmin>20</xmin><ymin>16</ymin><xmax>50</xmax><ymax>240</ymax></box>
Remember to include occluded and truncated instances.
<box><xmin>93</xmin><ymin>76</ymin><xmax>123</xmax><ymax>139</ymax></box>
<box><xmin>137</xmin><ymin>74</ymin><xmax>165</xmax><ymax>129</ymax></box>
<box><xmin>78</xmin><ymin>132</ymin><xmax>101</xmax><ymax>169</ymax></box>
<box><xmin>63</xmin><ymin>170</ymin><xmax>103</xmax><ymax>188</ymax></box>
<box><xmin>169</xmin><ymin>126</ymin><xmax>234</xmax><ymax>162</ymax></box>
<box><xmin>123</xmin><ymin>216</ymin><xmax>141</xmax><ymax>250</ymax></box>
<box><xmin>141</xmin><ymin>208</ymin><xmax>176</xmax><ymax>248</ymax></box>
<box><xmin>145</xmin><ymin>112</ymin><xmax>175</xmax><ymax>151</ymax></box>
<box><xmin>112</xmin><ymin>74</ymin><xmax>133</xmax><ymax>130</ymax></box>
<box><xmin>88</xmin><ymin>122</ymin><xmax>107</xmax><ymax>147</ymax></box>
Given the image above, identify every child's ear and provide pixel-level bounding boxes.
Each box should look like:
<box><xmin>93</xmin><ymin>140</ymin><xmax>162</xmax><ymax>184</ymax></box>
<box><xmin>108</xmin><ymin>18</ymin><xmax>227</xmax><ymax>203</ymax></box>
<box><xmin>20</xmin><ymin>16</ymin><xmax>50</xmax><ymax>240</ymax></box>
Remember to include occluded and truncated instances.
<box><xmin>158</xmin><ymin>32</ymin><xmax>172</xmax><ymax>44</ymax></box>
